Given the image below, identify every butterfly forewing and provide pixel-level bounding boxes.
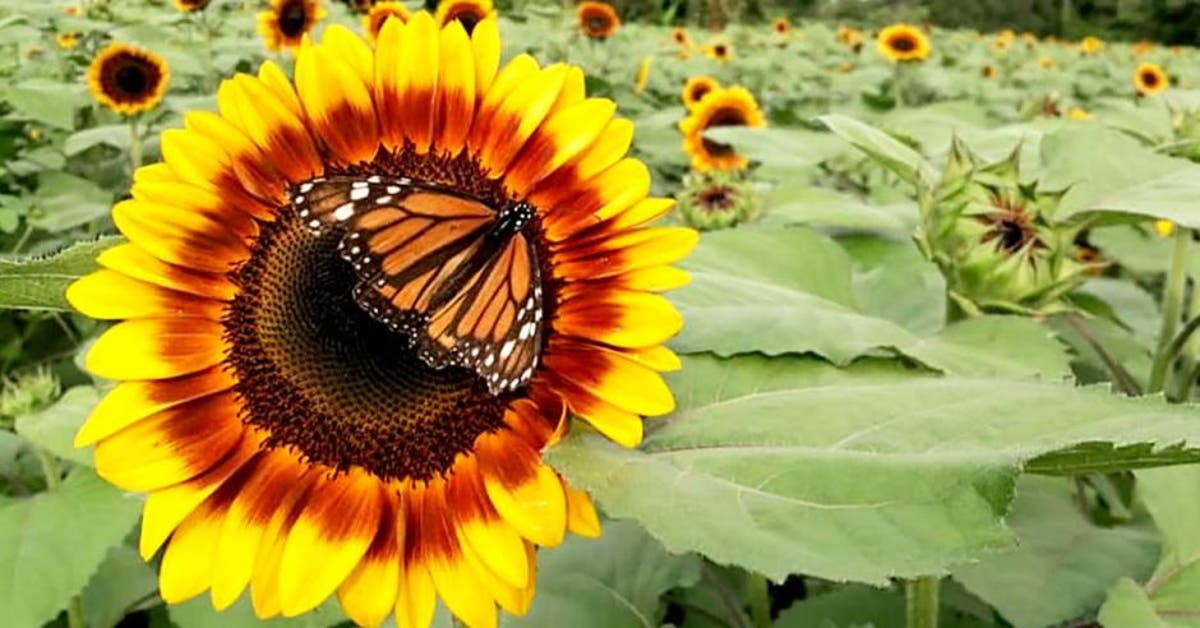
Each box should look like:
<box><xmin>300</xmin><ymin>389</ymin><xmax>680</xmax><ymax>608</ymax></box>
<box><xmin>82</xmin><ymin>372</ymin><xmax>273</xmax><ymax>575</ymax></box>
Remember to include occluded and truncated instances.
<box><xmin>289</xmin><ymin>176</ymin><xmax>546</xmax><ymax>394</ymax></box>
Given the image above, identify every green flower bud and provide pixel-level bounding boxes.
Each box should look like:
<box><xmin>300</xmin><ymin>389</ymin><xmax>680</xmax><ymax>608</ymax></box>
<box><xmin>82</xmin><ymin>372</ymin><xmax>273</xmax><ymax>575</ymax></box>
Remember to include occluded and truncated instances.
<box><xmin>0</xmin><ymin>367</ymin><xmax>60</xmax><ymax>424</ymax></box>
<box><xmin>676</xmin><ymin>172</ymin><xmax>761</xmax><ymax>231</ymax></box>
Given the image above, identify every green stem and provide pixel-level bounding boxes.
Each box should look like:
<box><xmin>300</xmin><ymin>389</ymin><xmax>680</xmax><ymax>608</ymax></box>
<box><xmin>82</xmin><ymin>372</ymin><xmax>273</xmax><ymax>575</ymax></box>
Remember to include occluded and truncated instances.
<box><xmin>745</xmin><ymin>574</ymin><xmax>771</xmax><ymax>628</ymax></box>
<box><xmin>128</xmin><ymin>116</ymin><xmax>143</xmax><ymax>171</ymax></box>
<box><xmin>893</xmin><ymin>62</ymin><xmax>907</xmax><ymax>107</ymax></box>
<box><xmin>199</xmin><ymin>10</ymin><xmax>217</xmax><ymax>91</ymax></box>
<box><xmin>37</xmin><ymin>450</ymin><xmax>84</xmax><ymax>628</ymax></box>
<box><xmin>1149</xmin><ymin>228</ymin><xmax>1191</xmax><ymax>394</ymax></box>
<box><xmin>906</xmin><ymin>577</ymin><xmax>939</xmax><ymax>628</ymax></box>
<box><xmin>10</xmin><ymin>221</ymin><xmax>33</xmax><ymax>254</ymax></box>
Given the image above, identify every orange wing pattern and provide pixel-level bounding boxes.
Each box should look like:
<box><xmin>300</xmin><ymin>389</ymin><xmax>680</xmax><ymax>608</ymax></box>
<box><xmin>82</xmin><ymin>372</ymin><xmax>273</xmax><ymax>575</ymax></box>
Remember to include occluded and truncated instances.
<box><xmin>291</xmin><ymin>176</ymin><xmax>544</xmax><ymax>394</ymax></box>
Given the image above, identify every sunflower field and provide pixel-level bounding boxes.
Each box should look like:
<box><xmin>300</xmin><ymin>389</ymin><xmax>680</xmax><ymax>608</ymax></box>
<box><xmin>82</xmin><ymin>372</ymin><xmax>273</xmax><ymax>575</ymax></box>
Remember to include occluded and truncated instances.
<box><xmin>8</xmin><ymin>0</ymin><xmax>1200</xmax><ymax>627</ymax></box>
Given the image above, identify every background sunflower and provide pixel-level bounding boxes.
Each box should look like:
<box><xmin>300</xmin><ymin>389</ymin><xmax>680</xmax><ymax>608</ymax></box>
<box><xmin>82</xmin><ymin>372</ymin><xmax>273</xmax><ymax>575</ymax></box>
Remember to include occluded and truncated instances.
<box><xmin>86</xmin><ymin>43</ymin><xmax>170</xmax><ymax>115</ymax></box>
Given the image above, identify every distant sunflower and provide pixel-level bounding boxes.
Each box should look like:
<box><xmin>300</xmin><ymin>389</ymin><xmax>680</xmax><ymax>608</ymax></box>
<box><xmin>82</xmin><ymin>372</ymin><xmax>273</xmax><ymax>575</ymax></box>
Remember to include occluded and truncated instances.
<box><xmin>679</xmin><ymin>86</ymin><xmax>766</xmax><ymax>171</ymax></box>
<box><xmin>1038</xmin><ymin>55</ymin><xmax>1055</xmax><ymax>69</ymax></box>
<box><xmin>173</xmin><ymin>0</ymin><xmax>211</xmax><ymax>11</ymax></box>
<box><xmin>1067</xmin><ymin>107</ymin><xmax>1093</xmax><ymax>121</ymax></box>
<box><xmin>1080</xmin><ymin>35</ymin><xmax>1103</xmax><ymax>55</ymax></box>
<box><xmin>63</xmin><ymin>4</ymin><xmax>81</xmax><ymax>16</ymax></box>
<box><xmin>837</xmin><ymin>25</ymin><xmax>864</xmax><ymax>53</ymax></box>
<box><xmin>772</xmin><ymin>17</ymin><xmax>790</xmax><ymax>37</ymax></box>
<box><xmin>682</xmin><ymin>75</ymin><xmax>719</xmax><ymax>109</ymax></box>
<box><xmin>982</xmin><ymin>64</ymin><xmax>996</xmax><ymax>79</ymax></box>
<box><xmin>257</xmin><ymin>0</ymin><xmax>326</xmax><ymax>52</ymax></box>
<box><xmin>877</xmin><ymin>23</ymin><xmax>930</xmax><ymax>62</ymax></box>
<box><xmin>434</xmin><ymin>0</ymin><xmax>495</xmax><ymax>35</ymax></box>
<box><xmin>87</xmin><ymin>43</ymin><xmax>169</xmax><ymax>115</ymax></box>
<box><xmin>68</xmin><ymin>13</ymin><xmax>691</xmax><ymax>627</ymax></box>
<box><xmin>364</xmin><ymin>1</ymin><xmax>410</xmax><ymax>42</ymax></box>
<box><xmin>671</xmin><ymin>27</ymin><xmax>692</xmax><ymax>48</ymax></box>
<box><xmin>705</xmin><ymin>41</ymin><xmax>732</xmax><ymax>61</ymax></box>
<box><xmin>578</xmin><ymin>1</ymin><xmax>620</xmax><ymax>40</ymax></box>
<box><xmin>56</xmin><ymin>32</ymin><xmax>79</xmax><ymax>49</ymax></box>
<box><xmin>349</xmin><ymin>0</ymin><xmax>372</xmax><ymax>11</ymax></box>
<box><xmin>1134</xmin><ymin>62</ymin><xmax>1167</xmax><ymax>96</ymax></box>
<box><xmin>1131</xmin><ymin>41</ymin><xmax>1155</xmax><ymax>57</ymax></box>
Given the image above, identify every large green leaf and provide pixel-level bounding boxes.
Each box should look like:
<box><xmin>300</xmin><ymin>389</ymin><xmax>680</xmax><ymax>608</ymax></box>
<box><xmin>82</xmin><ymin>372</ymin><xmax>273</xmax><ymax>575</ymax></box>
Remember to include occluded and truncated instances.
<box><xmin>904</xmin><ymin>316</ymin><xmax>1074</xmax><ymax>379</ymax></box>
<box><xmin>1098</xmin><ymin>465</ymin><xmax>1200</xmax><ymax>627</ymax></box>
<box><xmin>28</xmin><ymin>172</ymin><xmax>115</xmax><ymax>232</ymax></box>
<box><xmin>842</xmin><ymin>235</ymin><xmax>945</xmax><ymax>335</ymax></box>
<box><xmin>0</xmin><ymin>237</ymin><xmax>119</xmax><ymax>311</ymax></box>
<box><xmin>0</xmin><ymin>469</ymin><xmax>141</xmax><ymax>628</ymax></box>
<box><xmin>2</xmin><ymin>79</ymin><xmax>87</xmax><ymax>129</ymax></box>
<box><xmin>80</xmin><ymin>546</ymin><xmax>159</xmax><ymax>628</ymax></box>
<box><xmin>775</xmin><ymin>583</ymin><xmax>995</xmax><ymax>628</ymax></box>
<box><xmin>170</xmin><ymin>596</ymin><xmax>355</xmax><ymax>628</ymax></box>
<box><xmin>951</xmin><ymin>476</ymin><xmax>1159</xmax><ymax>628</ymax></box>
<box><xmin>547</xmin><ymin>355</ymin><xmax>1200</xmax><ymax>584</ymax></box>
<box><xmin>759</xmin><ymin>184</ymin><xmax>917</xmax><ymax>235</ymax></box>
<box><xmin>15</xmin><ymin>386</ymin><xmax>98</xmax><ymax>467</ymax></box>
<box><xmin>702</xmin><ymin>126</ymin><xmax>848</xmax><ymax>174</ymax></box>
<box><xmin>508</xmin><ymin>520</ymin><xmax>701</xmax><ymax>627</ymax></box>
<box><xmin>818</xmin><ymin>114</ymin><xmax>938</xmax><ymax>185</ymax></box>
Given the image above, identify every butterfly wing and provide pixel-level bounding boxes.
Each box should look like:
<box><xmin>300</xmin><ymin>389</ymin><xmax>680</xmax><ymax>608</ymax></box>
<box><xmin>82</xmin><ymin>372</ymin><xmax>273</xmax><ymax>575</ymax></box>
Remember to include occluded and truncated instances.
<box><xmin>290</xmin><ymin>177</ymin><xmax>545</xmax><ymax>394</ymax></box>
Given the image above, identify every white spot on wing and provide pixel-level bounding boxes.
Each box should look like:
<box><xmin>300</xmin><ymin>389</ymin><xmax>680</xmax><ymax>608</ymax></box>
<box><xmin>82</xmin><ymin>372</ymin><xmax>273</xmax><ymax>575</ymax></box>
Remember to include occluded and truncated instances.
<box><xmin>333</xmin><ymin>202</ymin><xmax>356</xmax><ymax>221</ymax></box>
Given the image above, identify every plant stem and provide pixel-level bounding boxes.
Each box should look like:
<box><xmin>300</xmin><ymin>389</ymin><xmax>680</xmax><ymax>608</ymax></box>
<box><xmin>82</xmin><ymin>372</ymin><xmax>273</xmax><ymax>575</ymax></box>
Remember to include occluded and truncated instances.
<box><xmin>745</xmin><ymin>574</ymin><xmax>771</xmax><ymax>628</ymax></box>
<box><xmin>128</xmin><ymin>116</ymin><xmax>143</xmax><ymax>172</ymax></box>
<box><xmin>906</xmin><ymin>576</ymin><xmax>939</xmax><ymax>628</ymax></box>
<box><xmin>199</xmin><ymin>10</ymin><xmax>217</xmax><ymax>91</ymax></box>
<box><xmin>66</xmin><ymin>597</ymin><xmax>84</xmax><ymax>628</ymax></box>
<box><xmin>37</xmin><ymin>450</ymin><xmax>84</xmax><ymax>628</ymax></box>
<box><xmin>1149</xmin><ymin>228</ymin><xmax>1191</xmax><ymax>394</ymax></box>
<box><xmin>893</xmin><ymin>62</ymin><xmax>907</xmax><ymax>107</ymax></box>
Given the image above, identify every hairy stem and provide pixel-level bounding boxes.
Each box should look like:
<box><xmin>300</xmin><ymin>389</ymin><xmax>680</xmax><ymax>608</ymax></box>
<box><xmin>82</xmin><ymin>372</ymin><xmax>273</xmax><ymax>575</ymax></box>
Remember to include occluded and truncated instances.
<box><xmin>906</xmin><ymin>576</ymin><xmax>939</xmax><ymax>628</ymax></box>
<box><xmin>1149</xmin><ymin>228</ymin><xmax>1191</xmax><ymax>394</ymax></box>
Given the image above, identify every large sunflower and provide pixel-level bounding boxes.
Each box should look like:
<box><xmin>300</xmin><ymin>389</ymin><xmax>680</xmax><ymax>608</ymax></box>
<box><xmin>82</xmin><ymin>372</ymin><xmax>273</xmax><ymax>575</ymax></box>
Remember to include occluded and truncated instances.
<box><xmin>257</xmin><ymin>0</ymin><xmax>326</xmax><ymax>52</ymax></box>
<box><xmin>87</xmin><ymin>43</ymin><xmax>170</xmax><ymax>115</ymax></box>
<box><xmin>364</xmin><ymin>1</ymin><xmax>411</xmax><ymax>42</ymax></box>
<box><xmin>877</xmin><ymin>23</ymin><xmax>930</xmax><ymax>62</ymax></box>
<box><xmin>681</xmin><ymin>75</ymin><xmax>719</xmax><ymax>110</ymax></box>
<box><xmin>577</xmin><ymin>1</ymin><xmax>620</xmax><ymax>40</ymax></box>
<box><xmin>679</xmin><ymin>86</ymin><xmax>766</xmax><ymax>172</ymax></box>
<box><xmin>1134</xmin><ymin>62</ymin><xmax>1168</xmax><ymax>96</ymax></box>
<box><xmin>68</xmin><ymin>12</ymin><xmax>692</xmax><ymax>628</ymax></box>
<box><xmin>434</xmin><ymin>0</ymin><xmax>495</xmax><ymax>35</ymax></box>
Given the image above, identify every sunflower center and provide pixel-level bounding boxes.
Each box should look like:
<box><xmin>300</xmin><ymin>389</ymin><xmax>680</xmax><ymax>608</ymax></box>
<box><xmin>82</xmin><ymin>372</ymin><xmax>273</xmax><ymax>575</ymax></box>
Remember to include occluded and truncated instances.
<box><xmin>1142</xmin><ymin>71</ymin><xmax>1159</xmax><ymax>87</ymax></box>
<box><xmin>689</xmin><ymin>85</ymin><xmax>711</xmax><ymax>102</ymax></box>
<box><xmin>701</xmin><ymin>107</ymin><xmax>747</xmax><ymax>157</ymax></box>
<box><xmin>224</xmin><ymin>208</ymin><xmax>510</xmax><ymax>482</ymax></box>
<box><xmin>278</xmin><ymin>1</ymin><xmax>308</xmax><ymax>37</ymax></box>
<box><xmin>114</xmin><ymin>64</ymin><xmax>148</xmax><ymax>95</ymax></box>
<box><xmin>446</xmin><ymin>7</ymin><xmax>484</xmax><ymax>35</ymax></box>
<box><xmin>890</xmin><ymin>35</ymin><xmax>916</xmax><ymax>52</ymax></box>
<box><xmin>698</xmin><ymin>186</ymin><xmax>735</xmax><ymax>212</ymax></box>
<box><xmin>715</xmin><ymin>44</ymin><xmax>727</xmax><ymax>56</ymax></box>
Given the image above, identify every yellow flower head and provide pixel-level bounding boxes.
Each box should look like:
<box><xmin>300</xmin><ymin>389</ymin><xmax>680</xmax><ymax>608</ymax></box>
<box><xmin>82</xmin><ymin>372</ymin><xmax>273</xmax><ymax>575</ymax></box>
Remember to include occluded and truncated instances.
<box><xmin>1134</xmin><ymin>62</ymin><xmax>1168</xmax><ymax>96</ymax></box>
<box><xmin>577</xmin><ymin>1</ymin><xmax>620</xmax><ymax>40</ymax></box>
<box><xmin>56</xmin><ymin>32</ymin><xmax>79</xmax><ymax>49</ymax></box>
<box><xmin>1080</xmin><ymin>35</ymin><xmax>1104</xmax><ymax>55</ymax></box>
<box><xmin>1038</xmin><ymin>55</ymin><xmax>1055</xmax><ymax>69</ymax></box>
<box><xmin>1067</xmin><ymin>107</ymin><xmax>1094</xmax><ymax>121</ymax></box>
<box><xmin>173</xmin><ymin>0</ymin><xmax>211</xmax><ymax>12</ymax></box>
<box><xmin>681</xmin><ymin>75</ymin><xmax>719</xmax><ymax>109</ymax></box>
<box><xmin>877</xmin><ymin>23</ymin><xmax>931</xmax><ymax>62</ymax></box>
<box><xmin>705</xmin><ymin>41</ymin><xmax>733</xmax><ymax>61</ymax></box>
<box><xmin>772</xmin><ymin>17</ymin><xmax>790</xmax><ymax>37</ymax></box>
<box><xmin>679</xmin><ymin>85</ymin><xmax>766</xmax><ymax>172</ymax></box>
<box><xmin>256</xmin><ymin>0</ymin><xmax>326</xmax><ymax>52</ymax></box>
<box><xmin>434</xmin><ymin>0</ymin><xmax>496</xmax><ymax>34</ymax></box>
<box><xmin>364</xmin><ymin>1</ymin><xmax>411</xmax><ymax>43</ymax></box>
<box><xmin>86</xmin><ymin>42</ymin><xmax>170</xmax><ymax>115</ymax></box>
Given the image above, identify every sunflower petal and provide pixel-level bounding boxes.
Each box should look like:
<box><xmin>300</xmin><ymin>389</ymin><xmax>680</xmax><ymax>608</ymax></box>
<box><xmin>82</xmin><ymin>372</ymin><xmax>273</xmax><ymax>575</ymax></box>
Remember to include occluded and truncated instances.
<box><xmin>86</xmin><ymin>319</ymin><xmax>226</xmax><ymax>381</ymax></box>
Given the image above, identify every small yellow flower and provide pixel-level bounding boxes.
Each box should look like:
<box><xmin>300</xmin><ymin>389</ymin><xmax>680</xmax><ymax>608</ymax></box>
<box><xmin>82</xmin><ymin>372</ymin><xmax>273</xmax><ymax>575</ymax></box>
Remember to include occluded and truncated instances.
<box><xmin>705</xmin><ymin>41</ymin><xmax>733</xmax><ymax>62</ymax></box>
<box><xmin>982</xmin><ymin>65</ymin><xmax>997</xmax><ymax>79</ymax></box>
<box><xmin>838</xmin><ymin>25</ymin><xmax>864</xmax><ymax>52</ymax></box>
<box><xmin>364</xmin><ymin>1</ymin><xmax>411</xmax><ymax>43</ymax></box>
<box><xmin>1155</xmin><ymin>219</ymin><xmax>1176</xmax><ymax>237</ymax></box>
<box><xmin>681</xmin><ymin>75</ymin><xmax>719</xmax><ymax>109</ymax></box>
<box><xmin>1133</xmin><ymin>62</ymin><xmax>1168</xmax><ymax>96</ymax></box>
<box><xmin>771</xmin><ymin>17</ymin><xmax>790</xmax><ymax>38</ymax></box>
<box><xmin>1131</xmin><ymin>41</ymin><xmax>1155</xmax><ymax>57</ymax></box>
<box><xmin>1038</xmin><ymin>55</ymin><xmax>1055</xmax><ymax>69</ymax></box>
<box><xmin>876</xmin><ymin>23</ymin><xmax>931</xmax><ymax>62</ymax></box>
<box><xmin>577</xmin><ymin>1</ymin><xmax>620</xmax><ymax>40</ymax></box>
<box><xmin>634</xmin><ymin>55</ymin><xmax>652</xmax><ymax>94</ymax></box>
<box><xmin>86</xmin><ymin>43</ymin><xmax>170</xmax><ymax>115</ymax></box>
<box><xmin>257</xmin><ymin>0</ymin><xmax>326</xmax><ymax>52</ymax></box>
<box><xmin>1080</xmin><ymin>35</ymin><xmax>1104</xmax><ymax>55</ymax></box>
<box><xmin>1067</xmin><ymin>107</ymin><xmax>1094</xmax><ymax>121</ymax></box>
<box><xmin>63</xmin><ymin>5</ymin><xmax>82</xmax><ymax>16</ymax></box>
<box><xmin>679</xmin><ymin>86</ymin><xmax>766</xmax><ymax>172</ymax></box>
<box><xmin>56</xmin><ymin>32</ymin><xmax>79</xmax><ymax>49</ymax></box>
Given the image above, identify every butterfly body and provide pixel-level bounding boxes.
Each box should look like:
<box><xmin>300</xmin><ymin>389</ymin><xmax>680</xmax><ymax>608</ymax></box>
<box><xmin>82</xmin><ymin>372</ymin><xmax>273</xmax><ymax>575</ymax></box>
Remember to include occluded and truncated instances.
<box><xmin>292</xmin><ymin>175</ymin><xmax>544</xmax><ymax>394</ymax></box>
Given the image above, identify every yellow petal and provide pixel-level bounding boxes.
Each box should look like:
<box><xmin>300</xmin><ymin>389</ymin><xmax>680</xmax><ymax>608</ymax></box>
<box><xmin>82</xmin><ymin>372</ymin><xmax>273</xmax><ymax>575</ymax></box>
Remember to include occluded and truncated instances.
<box><xmin>85</xmin><ymin>319</ymin><xmax>226</xmax><ymax>381</ymax></box>
<box><xmin>483</xmin><ymin>463</ymin><xmax>566</xmax><ymax>548</ymax></box>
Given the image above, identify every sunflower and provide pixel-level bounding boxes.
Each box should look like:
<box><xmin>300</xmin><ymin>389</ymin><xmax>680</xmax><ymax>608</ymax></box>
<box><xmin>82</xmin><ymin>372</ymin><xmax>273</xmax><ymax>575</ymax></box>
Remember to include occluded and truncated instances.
<box><xmin>56</xmin><ymin>32</ymin><xmax>79</xmax><ymax>49</ymax></box>
<box><xmin>982</xmin><ymin>64</ymin><xmax>996</xmax><ymax>79</ymax></box>
<box><xmin>772</xmin><ymin>17</ymin><xmax>789</xmax><ymax>37</ymax></box>
<box><xmin>434</xmin><ymin>0</ymin><xmax>495</xmax><ymax>35</ymax></box>
<box><xmin>63</xmin><ymin>4</ymin><xmax>82</xmax><ymax>16</ymax></box>
<box><xmin>681</xmin><ymin>75</ymin><xmax>718</xmax><ymax>109</ymax></box>
<box><xmin>349</xmin><ymin>0</ymin><xmax>372</xmax><ymax>11</ymax></box>
<box><xmin>670</xmin><ymin>27</ymin><xmax>692</xmax><ymax>48</ymax></box>
<box><xmin>1038</xmin><ymin>55</ymin><xmax>1055</xmax><ymax>69</ymax></box>
<box><xmin>837</xmin><ymin>25</ymin><xmax>864</xmax><ymax>53</ymax></box>
<box><xmin>577</xmin><ymin>1</ymin><xmax>620</xmax><ymax>40</ymax></box>
<box><xmin>173</xmin><ymin>0</ymin><xmax>211</xmax><ymax>11</ymax></box>
<box><xmin>1131</xmin><ymin>41</ymin><xmax>1155</xmax><ymax>57</ymax></box>
<box><xmin>1134</xmin><ymin>62</ymin><xmax>1168</xmax><ymax>96</ymax></box>
<box><xmin>704</xmin><ymin>41</ymin><xmax>732</xmax><ymax>61</ymax></box>
<box><xmin>257</xmin><ymin>0</ymin><xmax>326</xmax><ymax>52</ymax></box>
<box><xmin>364</xmin><ymin>1</ymin><xmax>410</xmax><ymax>42</ymax></box>
<box><xmin>67</xmin><ymin>13</ymin><xmax>691</xmax><ymax>628</ymax></box>
<box><xmin>87</xmin><ymin>43</ymin><xmax>170</xmax><ymax>115</ymax></box>
<box><xmin>1067</xmin><ymin>107</ymin><xmax>1093</xmax><ymax>121</ymax></box>
<box><xmin>679</xmin><ymin>86</ymin><xmax>766</xmax><ymax>172</ymax></box>
<box><xmin>1080</xmin><ymin>35</ymin><xmax>1104</xmax><ymax>55</ymax></box>
<box><xmin>877</xmin><ymin>23</ymin><xmax>930</xmax><ymax>62</ymax></box>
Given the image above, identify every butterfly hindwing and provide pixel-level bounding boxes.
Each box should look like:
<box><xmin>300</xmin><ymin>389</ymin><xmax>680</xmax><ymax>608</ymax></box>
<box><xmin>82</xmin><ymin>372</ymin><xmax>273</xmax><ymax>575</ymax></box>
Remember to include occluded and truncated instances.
<box><xmin>289</xmin><ymin>176</ymin><xmax>545</xmax><ymax>394</ymax></box>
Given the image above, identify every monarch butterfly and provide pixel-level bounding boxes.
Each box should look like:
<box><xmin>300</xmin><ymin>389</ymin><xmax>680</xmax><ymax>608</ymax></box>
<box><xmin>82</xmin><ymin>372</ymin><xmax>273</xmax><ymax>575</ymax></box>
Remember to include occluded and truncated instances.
<box><xmin>291</xmin><ymin>175</ymin><xmax>544</xmax><ymax>395</ymax></box>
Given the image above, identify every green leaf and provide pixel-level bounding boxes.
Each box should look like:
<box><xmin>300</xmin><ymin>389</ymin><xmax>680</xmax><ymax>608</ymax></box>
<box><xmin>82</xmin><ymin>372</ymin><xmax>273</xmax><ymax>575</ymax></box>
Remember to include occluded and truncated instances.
<box><xmin>28</xmin><ymin>172</ymin><xmax>114</xmax><ymax>232</ymax></box>
<box><xmin>905</xmin><ymin>316</ymin><xmax>1074</xmax><ymax>379</ymax></box>
<box><xmin>842</xmin><ymin>235</ymin><xmax>945</xmax><ymax>335</ymax></box>
<box><xmin>15</xmin><ymin>386</ymin><xmax>98</xmax><ymax>467</ymax></box>
<box><xmin>0</xmin><ymin>469</ymin><xmax>141</xmax><ymax>628</ymax></box>
<box><xmin>0</xmin><ymin>237</ymin><xmax>119</xmax><ymax>310</ymax></box>
<box><xmin>508</xmin><ymin>520</ymin><xmax>701</xmax><ymax>627</ymax></box>
<box><xmin>775</xmin><ymin>582</ymin><xmax>995</xmax><ymax>628</ymax></box>
<box><xmin>170</xmin><ymin>596</ymin><xmax>349</xmax><ymax>628</ymax></box>
<box><xmin>672</xmin><ymin>227</ymin><xmax>919</xmax><ymax>363</ymax></box>
<box><xmin>64</xmin><ymin>125</ymin><xmax>132</xmax><ymax>156</ymax></box>
<box><xmin>548</xmin><ymin>356</ymin><xmax>1200</xmax><ymax>584</ymax></box>
<box><xmin>818</xmin><ymin>114</ymin><xmax>937</xmax><ymax>185</ymax></box>
<box><xmin>3</xmin><ymin>79</ymin><xmax>86</xmax><ymax>129</ymax></box>
<box><xmin>760</xmin><ymin>185</ymin><xmax>916</xmax><ymax>235</ymax></box>
<box><xmin>81</xmin><ymin>546</ymin><xmax>159</xmax><ymax>628</ymax></box>
<box><xmin>702</xmin><ymin>126</ymin><xmax>847</xmax><ymax>173</ymax></box>
<box><xmin>951</xmin><ymin>476</ymin><xmax>1159</xmax><ymax>628</ymax></box>
<box><xmin>1097</xmin><ymin>465</ymin><xmax>1200</xmax><ymax>626</ymax></box>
